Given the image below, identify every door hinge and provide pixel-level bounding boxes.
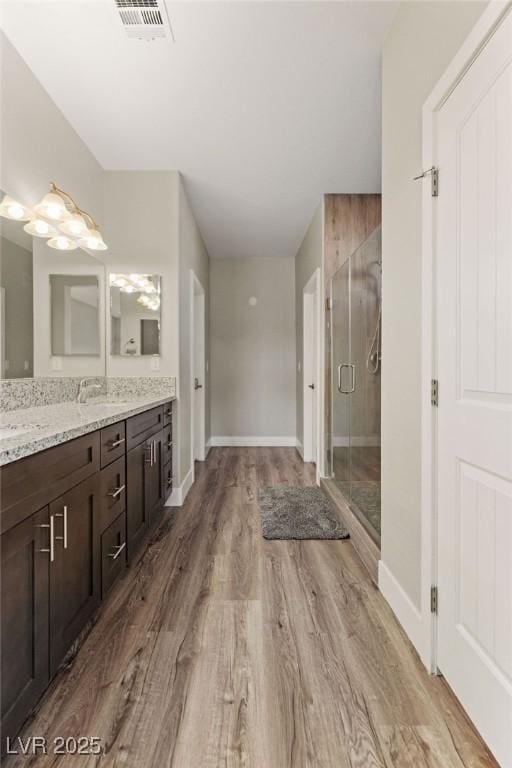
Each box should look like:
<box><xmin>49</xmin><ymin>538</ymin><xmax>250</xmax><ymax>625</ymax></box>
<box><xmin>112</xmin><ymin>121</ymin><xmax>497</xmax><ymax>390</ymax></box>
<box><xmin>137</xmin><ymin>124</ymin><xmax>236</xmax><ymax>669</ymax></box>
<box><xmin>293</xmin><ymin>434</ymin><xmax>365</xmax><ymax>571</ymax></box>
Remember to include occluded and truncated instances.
<box><xmin>430</xmin><ymin>585</ymin><xmax>438</xmax><ymax>614</ymax></box>
<box><xmin>413</xmin><ymin>166</ymin><xmax>439</xmax><ymax>197</ymax></box>
<box><xmin>325</xmin><ymin>297</ymin><xmax>331</xmax><ymax>312</ymax></box>
<box><xmin>431</xmin><ymin>379</ymin><xmax>439</xmax><ymax>407</ymax></box>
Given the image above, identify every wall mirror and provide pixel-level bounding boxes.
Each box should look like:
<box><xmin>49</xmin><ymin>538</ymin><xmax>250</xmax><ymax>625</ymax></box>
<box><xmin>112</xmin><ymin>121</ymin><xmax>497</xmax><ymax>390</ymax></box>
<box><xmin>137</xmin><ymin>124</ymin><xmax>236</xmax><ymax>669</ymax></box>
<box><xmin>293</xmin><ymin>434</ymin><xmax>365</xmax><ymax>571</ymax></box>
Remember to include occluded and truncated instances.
<box><xmin>110</xmin><ymin>274</ymin><xmax>161</xmax><ymax>356</ymax></box>
<box><xmin>50</xmin><ymin>275</ymin><xmax>100</xmax><ymax>356</ymax></box>
<box><xmin>0</xmin><ymin>212</ymin><xmax>34</xmax><ymax>377</ymax></box>
<box><xmin>0</xmin><ymin>188</ymin><xmax>107</xmax><ymax>378</ymax></box>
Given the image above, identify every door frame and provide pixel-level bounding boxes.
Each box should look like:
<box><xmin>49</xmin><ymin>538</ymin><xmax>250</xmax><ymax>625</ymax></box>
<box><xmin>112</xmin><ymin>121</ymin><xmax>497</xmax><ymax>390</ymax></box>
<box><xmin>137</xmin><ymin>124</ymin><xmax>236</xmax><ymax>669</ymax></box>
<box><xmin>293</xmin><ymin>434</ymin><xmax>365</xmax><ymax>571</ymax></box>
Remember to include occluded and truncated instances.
<box><xmin>420</xmin><ymin>0</ymin><xmax>512</xmax><ymax>673</ymax></box>
<box><xmin>190</xmin><ymin>269</ymin><xmax>206</xmax><ymax>481</ymax></box>
<box><xmin>303</xmin><ymin>268</ymin><xmax>322</xmax><ymax>481</ymax></box>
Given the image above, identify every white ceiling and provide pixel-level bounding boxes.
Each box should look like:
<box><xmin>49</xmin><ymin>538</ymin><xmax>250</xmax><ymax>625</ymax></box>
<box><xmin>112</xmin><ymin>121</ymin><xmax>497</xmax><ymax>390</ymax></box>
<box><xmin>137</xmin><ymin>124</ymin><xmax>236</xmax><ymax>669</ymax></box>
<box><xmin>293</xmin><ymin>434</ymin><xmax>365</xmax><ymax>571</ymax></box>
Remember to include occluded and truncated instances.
<box><xmin>1</xmin><ymin>1</ymin><xmax>397</xmax><ymax>259</ymax></box>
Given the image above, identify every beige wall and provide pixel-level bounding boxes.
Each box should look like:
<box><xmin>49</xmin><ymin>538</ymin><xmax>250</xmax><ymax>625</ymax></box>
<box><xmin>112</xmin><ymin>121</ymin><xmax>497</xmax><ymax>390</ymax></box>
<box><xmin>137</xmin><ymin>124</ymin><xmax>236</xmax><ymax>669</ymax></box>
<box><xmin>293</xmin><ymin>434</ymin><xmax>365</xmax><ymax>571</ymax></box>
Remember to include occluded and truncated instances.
<box><xmin>295</xmin><ymin>202</ymin><xmax>323</xmax><ymax>451</ymax></box>
<box><xmin>0</xmin><ymin>33</ymin><xmax>103</xmax><ymax>246</ymax></box>
<box><xmin>381</xmin><ymin>1</ymin><xmax>488</xmax><ymax>608</ymax></box>
<box><xmin>178</xmin><ymin>177</ymin><xmax>210</xmax><ymax>485</ymax></box>
<box><xmin>210</xmin><ymin>257</ymin><xmax>295</xmax><ymax>440</ymax></box>
<box><xmin>103</xmin><ymin>171</ymin><xmax>180</xmax><ymax>379</ymax></box>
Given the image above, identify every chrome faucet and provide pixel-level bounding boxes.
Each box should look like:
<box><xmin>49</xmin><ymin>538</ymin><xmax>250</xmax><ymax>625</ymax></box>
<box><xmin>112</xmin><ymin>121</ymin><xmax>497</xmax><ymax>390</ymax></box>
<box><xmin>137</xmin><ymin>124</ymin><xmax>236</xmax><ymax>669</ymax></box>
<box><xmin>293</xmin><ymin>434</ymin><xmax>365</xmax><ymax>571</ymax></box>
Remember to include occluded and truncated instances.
<box><xmin>76</xmin><ymin>378</ymin><xmax>102</xmax><ymax>404</ymax></box>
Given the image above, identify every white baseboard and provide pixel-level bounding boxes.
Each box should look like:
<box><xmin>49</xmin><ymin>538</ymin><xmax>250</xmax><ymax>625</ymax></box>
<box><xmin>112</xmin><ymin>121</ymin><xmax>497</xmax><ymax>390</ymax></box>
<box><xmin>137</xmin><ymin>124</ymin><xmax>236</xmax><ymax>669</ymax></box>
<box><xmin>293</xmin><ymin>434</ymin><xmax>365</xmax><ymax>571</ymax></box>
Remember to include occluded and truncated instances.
<box><xmin>296</xmin><ymin>439</ymin><xmax>304</xmax><ymax>459</ymax></box>
<box><xmin>166</xmin><ymin>466</ymin><xmax>194</xmax><ymax>507</ymax></box>
<box><xmin>209</xmin><ymin>436</ymin><xmax>297</xmax><ymax>447</ymax></box>
<box><xmin>378</xmin><ymin>560</ymin><xmax>427</xmax><ymax>663</ymax></box>
<box><xmin>205</xmin><ymin>438</ymin><xmax>212</xmax><ymax>456</ymax></box>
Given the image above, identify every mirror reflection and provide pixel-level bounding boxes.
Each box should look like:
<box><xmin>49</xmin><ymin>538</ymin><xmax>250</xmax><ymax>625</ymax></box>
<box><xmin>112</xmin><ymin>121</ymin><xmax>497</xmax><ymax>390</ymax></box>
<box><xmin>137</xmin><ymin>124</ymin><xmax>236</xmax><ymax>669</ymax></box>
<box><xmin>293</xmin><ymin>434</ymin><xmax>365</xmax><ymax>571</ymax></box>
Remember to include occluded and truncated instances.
<box><xmin>0</xmin><ymin>216</ymin><xmax>34</xmax><ymax>377</ymax></box>
<box><xmin>110</xmin><ymin>274</ymin><xmax>161</xmax><ymax>356</ymax></box>
<box><xmin>50</xmin><ymin>275</ymin><xmax>100</xmax><ymax>356</ymax></box>
<box><xmin>0</xmin><ymin>188</ymin><xmax>107</xmax><ymax>379</ymax></box>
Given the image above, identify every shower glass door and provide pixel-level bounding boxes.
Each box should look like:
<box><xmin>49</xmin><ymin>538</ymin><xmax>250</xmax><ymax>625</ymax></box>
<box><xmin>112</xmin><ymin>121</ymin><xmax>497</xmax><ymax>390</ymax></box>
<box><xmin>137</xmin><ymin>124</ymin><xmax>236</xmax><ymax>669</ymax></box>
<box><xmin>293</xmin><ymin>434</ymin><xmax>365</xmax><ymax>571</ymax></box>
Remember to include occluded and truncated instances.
<box><xmin>330</xmin><ymin>227</ymin><xmax>381</xmax><ymax>544</ymax></box>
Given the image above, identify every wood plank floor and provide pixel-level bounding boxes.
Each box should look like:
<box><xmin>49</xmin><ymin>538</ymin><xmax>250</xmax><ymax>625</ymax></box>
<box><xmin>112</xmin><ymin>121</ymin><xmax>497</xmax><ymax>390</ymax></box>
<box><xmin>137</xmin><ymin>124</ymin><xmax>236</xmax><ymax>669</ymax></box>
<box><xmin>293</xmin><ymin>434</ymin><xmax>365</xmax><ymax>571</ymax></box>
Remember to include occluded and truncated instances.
<box><xmin>6</xmin><ymin>448</ymin><xmax>496</xmax><ymax>768</ymax></box>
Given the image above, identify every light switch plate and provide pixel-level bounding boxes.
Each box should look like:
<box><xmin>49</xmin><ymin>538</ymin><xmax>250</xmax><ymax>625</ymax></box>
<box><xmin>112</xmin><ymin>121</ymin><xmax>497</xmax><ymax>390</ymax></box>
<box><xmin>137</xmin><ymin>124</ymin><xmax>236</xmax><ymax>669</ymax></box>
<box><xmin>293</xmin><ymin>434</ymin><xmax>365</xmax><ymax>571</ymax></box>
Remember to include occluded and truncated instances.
<box><xmin>52</xmin><ymin>357</ymin><xmax>62</xmax><ymax>371</ymax></box>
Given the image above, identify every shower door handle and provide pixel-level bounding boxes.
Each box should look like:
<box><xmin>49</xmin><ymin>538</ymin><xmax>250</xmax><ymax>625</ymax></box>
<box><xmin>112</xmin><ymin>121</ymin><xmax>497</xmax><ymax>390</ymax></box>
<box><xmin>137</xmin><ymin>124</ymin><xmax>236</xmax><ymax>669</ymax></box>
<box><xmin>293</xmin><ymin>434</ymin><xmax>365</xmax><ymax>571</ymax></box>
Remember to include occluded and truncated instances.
<box><xmin>337</xmin><ymin>363</ymin><xmax>355</xmax><ymax>394</ymax></box>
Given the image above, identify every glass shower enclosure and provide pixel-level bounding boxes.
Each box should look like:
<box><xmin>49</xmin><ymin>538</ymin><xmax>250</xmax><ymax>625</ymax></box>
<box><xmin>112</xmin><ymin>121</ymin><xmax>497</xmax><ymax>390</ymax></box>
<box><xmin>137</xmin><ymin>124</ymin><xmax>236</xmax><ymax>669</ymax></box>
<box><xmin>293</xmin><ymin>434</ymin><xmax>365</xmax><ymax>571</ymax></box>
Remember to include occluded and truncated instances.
<box><xmin>329</xmin><ymin>226</ymin><xmax>381</xmax><ymax>544</ymax></box>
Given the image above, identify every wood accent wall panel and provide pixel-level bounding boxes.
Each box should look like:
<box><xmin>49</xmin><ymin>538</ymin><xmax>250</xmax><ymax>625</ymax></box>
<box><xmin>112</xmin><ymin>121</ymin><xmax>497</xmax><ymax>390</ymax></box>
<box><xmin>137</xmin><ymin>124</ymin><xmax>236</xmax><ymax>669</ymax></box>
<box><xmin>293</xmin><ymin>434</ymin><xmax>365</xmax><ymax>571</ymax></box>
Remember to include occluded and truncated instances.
<box><xmin>324</xmin><ymin>193</ymin><xmax>381</xmax><ymax>283</ymax></box>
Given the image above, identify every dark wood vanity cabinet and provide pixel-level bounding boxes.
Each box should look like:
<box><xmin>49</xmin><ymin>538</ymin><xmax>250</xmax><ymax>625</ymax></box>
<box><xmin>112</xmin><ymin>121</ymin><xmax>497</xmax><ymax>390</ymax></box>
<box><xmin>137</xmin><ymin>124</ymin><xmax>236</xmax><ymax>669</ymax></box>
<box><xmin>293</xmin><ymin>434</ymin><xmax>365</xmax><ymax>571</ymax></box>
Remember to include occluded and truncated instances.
<box><xmin>0</xmin><ymin>399</ymin><xmax>174</xmax><ymax>753</ymax></box>
<box><xmin>126</xmin><ymin>409</ymin><xmax>168</xmax><ymax>560</ymax></box>
<box><xmin>49</xmin><ymin>475</ymin><xmax>101</xmax><ymax>675</ymax></box>
<box><xmin>1</xmin><ymin>506</ymin><xmax>50</xmax><ymax>749</ymax></box>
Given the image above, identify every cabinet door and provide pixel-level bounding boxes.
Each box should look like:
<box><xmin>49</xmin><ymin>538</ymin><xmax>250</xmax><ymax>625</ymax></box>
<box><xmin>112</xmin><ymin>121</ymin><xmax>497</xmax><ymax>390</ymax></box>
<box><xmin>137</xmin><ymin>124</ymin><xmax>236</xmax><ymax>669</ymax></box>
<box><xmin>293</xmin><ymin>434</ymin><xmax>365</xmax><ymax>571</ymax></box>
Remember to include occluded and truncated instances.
<box><xmin>126</xmin><ymin>441</ymin><xmax>150</xmax><ymax>560</ymax></box>
<box><xmin>49</xmin><ymin>475</ymin><xmax>100</xmax><ymax>676</ymax></box>
<box><xmin>1</xmin><ymin>507</ymin><xmax>49</xmax><ymax>751</ymax></box>
<box><xmin>146</xmin><ymin>433</ymin><xmax>164</xmax><ymax>526</ymax></box>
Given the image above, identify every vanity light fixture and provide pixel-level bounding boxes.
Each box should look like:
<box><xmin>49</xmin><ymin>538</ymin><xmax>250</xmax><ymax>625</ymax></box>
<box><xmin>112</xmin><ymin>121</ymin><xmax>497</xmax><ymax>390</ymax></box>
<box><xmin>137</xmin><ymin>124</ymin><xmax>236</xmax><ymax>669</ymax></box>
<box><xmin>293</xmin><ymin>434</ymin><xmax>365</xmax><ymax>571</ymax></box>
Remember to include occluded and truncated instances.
<box><xmin>59</xmin><ymin>211</ymin><xmax>88</xmax><ymax>238</ymax></box>
<box><xmin>47</xmin><ymin>235</ymin><xmax>78</xmax><ymax>251</ymax></box>
<box><xmin>0</xmin><ymin>194</ymin><xmax>34</xmax><ymax>221</ymax></box>
<box><xmin>0</xmin><ymin>183</ymin><xmax>108</xmax><ymax>252</ymax></box>
<box><xmin>34</xmin><ymin>191</ymin><xmax>70</xmax><ymax>221</ymax></box>
<box><xmin>78</xmin><ymin>228</ymin><xmax>108</xmax><ymax>251</ymax></box>
<box><xmin>24</xmin><ymin>218</ymin><xmax>58</xmax><ymax>238</ymax></box>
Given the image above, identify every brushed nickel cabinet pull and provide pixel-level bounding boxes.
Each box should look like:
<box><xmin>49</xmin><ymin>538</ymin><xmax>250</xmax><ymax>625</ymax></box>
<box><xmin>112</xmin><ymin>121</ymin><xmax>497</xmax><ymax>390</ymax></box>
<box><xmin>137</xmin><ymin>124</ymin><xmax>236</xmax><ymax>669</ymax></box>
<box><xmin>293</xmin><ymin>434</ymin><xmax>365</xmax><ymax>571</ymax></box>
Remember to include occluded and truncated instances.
<box><xmin>54</xmin><ymin>505</ymin><xmax>68</xmax><ymax>549</ymax></box>
<box><xmin>145</xmin><ymin>444</ymin><xmax>152</xmax><ymax>465</ymax></box>
<box><xmin>108</xmin><ymin>484</ymin><xmax>126</xmax><ymax>499</ymax></box>
<box><xmin>37</xmin><ymin>515</ymin><xmax>55</xmax><ymax>562</ymax></box>
<box><xmin>109</xmin><ymin>437</ymin><xmax>125</xmax><ymax>448</ymax></box>
<box><xmin>108</xmin><ymin>542</ymin><xmax>126</xmax><ymax>560</ymax></box>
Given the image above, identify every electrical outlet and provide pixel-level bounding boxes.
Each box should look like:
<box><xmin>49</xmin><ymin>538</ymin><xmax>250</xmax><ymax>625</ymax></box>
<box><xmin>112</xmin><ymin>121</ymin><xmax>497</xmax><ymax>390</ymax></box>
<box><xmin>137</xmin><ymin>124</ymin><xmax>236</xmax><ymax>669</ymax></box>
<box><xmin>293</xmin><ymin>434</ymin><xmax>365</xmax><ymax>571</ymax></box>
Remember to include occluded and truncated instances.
<box><xmin>151</xmin><ymin>356</ymin><xmax>160</xmax><ymax>371</ymax></box>
<box><xmin>52</xmin><ymin>357</ymin><xmax>62</xmax><ymax>371</ymax></box>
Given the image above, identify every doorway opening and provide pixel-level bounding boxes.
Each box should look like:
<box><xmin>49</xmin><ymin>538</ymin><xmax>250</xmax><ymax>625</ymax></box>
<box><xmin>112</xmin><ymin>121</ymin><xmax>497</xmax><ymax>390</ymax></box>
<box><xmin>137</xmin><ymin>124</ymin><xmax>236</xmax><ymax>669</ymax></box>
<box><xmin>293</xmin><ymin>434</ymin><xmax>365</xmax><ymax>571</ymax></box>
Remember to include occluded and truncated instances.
<box><xmin>303</xmin><ymin>268</ymin><xmax>321</xmax><ymax>475</ymax></box>
<box><xmin>190</xmin><ymin>270</ymin><xmax>206</xmax><ymax>478</ymax></box>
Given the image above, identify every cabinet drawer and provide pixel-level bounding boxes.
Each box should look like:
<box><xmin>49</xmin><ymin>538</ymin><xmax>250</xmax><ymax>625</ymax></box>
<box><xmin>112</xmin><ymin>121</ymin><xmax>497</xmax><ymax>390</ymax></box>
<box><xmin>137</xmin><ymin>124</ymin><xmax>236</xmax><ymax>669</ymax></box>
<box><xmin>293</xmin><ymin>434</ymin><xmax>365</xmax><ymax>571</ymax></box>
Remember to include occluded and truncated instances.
<box><xmin>99</xmin><ymin>457</ymin><xmax>126</xmax><ymax>534</ymax></box>
<box><xmin>126</xmin><ymin>407</ymin><xmax>164</xmax><ymax>450</ymax></box>
<box><xmin>0</xmin><ymin>432</ymin><xmax>100</xmax><ymax>535</ymax></box>
<box><xmin>101</xmin><ymin>512</ymin><xmax>126</xmax><ymax>598</ymax></box>
<box><xmin>100</xmin><ymin>422</ymin><xmax>126</xmax><ymax>468</ymax></box>
<box><xmin>163</xmin><ymin>401</ymin><xmax>173</xmax><ymax>427</ymax></box>
<box><xmin>162</xmin><ymin>424</ymin><xmax>172</xmax><ymax>466</ymax></box>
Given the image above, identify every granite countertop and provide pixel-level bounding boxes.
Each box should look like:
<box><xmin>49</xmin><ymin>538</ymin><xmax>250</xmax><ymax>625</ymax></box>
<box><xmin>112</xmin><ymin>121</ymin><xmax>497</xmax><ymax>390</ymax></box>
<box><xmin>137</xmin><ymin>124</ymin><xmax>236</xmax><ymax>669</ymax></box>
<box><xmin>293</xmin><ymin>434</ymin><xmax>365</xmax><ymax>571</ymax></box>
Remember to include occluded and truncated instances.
<box><xmin>0</xmin><ymin>394</ymin><xmax>176</xmax><ymax>467</ymax></box>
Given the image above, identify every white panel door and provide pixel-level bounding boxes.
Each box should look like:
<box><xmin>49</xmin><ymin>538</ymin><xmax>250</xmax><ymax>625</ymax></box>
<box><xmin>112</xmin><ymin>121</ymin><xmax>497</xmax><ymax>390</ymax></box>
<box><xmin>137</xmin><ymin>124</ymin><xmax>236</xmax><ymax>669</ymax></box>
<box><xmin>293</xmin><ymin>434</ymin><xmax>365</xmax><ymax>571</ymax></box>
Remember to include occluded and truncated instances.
<box><xmin>435</xmin><ymin>11</ymin><xmax>512</xmax><ymax>767</ymax></box>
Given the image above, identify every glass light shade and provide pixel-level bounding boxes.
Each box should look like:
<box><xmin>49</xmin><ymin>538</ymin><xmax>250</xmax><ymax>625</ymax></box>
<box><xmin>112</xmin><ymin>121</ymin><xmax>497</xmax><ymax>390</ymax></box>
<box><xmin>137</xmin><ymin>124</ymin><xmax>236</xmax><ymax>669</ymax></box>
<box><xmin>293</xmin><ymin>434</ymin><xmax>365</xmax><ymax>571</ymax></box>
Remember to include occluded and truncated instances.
<box><xmin>79</xmin><ymin>229</ymin><xmax>108</xmax><ymax>251</ymax></box>
<box><xmin>144</xmin><ymin>284</ymin><xmax>157</xmax><ymax>294</ymax></box>
<box><xmin>47</xmin><ymin>235</ymin><xmax>78</xmax><ymax>251</ymax></box>
<box><xmin>24</xmin><ymin>218</ymin><xmax>57</xmax><ymax>238</ymax></box>
<box><xmin>0</xmin><ymin>195</ymin><xmax>34</xmax><ymax>221</ymax></box>
<box><xmin>34</xmin><ymin>192</ymin><xmax>70</xmax><ymax>222</ymax></box>
<box><xmin>58</xmin><ymin>212</ymin><xmax>88</xmax><ymax>237</ymax></box>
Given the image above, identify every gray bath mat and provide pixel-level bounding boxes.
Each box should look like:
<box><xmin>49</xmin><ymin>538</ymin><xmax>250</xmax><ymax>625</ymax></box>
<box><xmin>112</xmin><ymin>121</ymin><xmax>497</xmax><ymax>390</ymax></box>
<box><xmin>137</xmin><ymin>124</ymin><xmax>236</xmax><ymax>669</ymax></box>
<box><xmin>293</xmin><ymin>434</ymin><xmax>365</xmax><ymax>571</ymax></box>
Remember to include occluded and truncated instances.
<box><xmin>258</xmin><ymin>487</ymin><xmax>349</xmax><ymax>540</ymax></box>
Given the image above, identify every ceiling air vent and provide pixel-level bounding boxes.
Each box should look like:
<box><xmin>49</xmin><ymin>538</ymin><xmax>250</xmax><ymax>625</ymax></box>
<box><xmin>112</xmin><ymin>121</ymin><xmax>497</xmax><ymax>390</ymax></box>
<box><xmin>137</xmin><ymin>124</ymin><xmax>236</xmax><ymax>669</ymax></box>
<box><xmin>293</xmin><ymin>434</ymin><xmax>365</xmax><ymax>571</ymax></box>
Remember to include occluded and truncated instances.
<box><xmin>114</xmin><ymin>0</ymin><xmax>174</xmax><ymax>40</ymax></box>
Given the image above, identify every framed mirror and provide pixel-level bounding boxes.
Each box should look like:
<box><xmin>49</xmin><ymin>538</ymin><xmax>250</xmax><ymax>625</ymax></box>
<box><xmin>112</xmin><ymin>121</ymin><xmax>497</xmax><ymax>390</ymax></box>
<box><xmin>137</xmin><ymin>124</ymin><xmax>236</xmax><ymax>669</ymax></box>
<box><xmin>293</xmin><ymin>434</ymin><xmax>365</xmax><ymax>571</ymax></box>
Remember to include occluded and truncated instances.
<box><xmin>110</xmin><ymin>274</ymin><xmax>161</xmax><ymax>356</ymax></box>
<box><xmin>50</xmin><ymin>275</ymin><xmax>100</xmax><ymax>356</ymax></box>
